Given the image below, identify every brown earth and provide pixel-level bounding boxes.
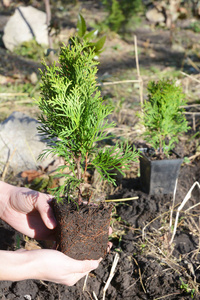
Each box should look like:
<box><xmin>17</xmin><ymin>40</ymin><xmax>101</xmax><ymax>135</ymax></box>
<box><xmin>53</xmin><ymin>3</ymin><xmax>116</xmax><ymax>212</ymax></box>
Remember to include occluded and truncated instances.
<box><xmin>51</xmin><ymin>199</ymin><xmax>112</xmax><ymax>260</ymax></box>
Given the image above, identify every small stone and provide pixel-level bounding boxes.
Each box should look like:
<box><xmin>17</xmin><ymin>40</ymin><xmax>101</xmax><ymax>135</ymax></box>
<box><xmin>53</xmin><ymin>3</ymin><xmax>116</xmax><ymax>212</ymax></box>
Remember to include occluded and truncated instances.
<box><xmin>29</xmin><ymin>72</ymin><xmax>38</xmax><ymax>85</ymax></box>
<box><xmin>3</xmin><ymin>6</ymin><xmax>48</xmax><ymax>51</ymax></box>
<box><xmin>146</xmin><ymin>8</ymin><xmax>165</xmax><ymax>24</ymax></box>
<box><xmin>0</xmin><ymin>111</ymin><xmax>56</xmax><ymax>174</ymax></box>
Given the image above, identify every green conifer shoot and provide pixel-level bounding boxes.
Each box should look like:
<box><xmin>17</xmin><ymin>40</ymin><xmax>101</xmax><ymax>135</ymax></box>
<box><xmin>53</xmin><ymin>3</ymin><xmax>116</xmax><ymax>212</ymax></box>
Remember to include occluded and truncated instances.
<box><xmin>141</xmin><ymin>79</ymin><xmax>189</xmax><ymax>157</ymax></box>
<box><xmin>37</xmin><ymin>39</ymin><xmax>137</xmax><ymax>203</ymax></box>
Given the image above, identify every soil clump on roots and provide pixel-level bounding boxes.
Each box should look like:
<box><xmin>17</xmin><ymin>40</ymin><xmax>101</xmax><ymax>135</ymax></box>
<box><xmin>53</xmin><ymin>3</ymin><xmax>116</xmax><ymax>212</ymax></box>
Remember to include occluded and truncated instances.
<box><xmin>51</xmin><ymin>199</ymin><xmax>113</xmax><ymax>260</ymax></box>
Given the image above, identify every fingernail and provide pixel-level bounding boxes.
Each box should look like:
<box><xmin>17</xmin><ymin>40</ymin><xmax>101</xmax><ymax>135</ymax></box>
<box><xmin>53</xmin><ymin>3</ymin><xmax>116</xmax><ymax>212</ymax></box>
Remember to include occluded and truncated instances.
<box><xmin>47</xmin><ymin>218</ymin><xmax>56</xmax><ymax>229</ymax></box>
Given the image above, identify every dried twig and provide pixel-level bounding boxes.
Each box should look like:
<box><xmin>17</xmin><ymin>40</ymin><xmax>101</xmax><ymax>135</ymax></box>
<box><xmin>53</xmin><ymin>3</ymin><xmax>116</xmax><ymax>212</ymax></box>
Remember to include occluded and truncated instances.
<box><xmin>186</xmin><ymin>57</ymin><xmax>200</xmax><ymax>72</ymax></box>
<box><xmin>142</xmin><ymin>210</ymin><xmax>170</xmax><ymax>240</ymax></box>
<box><xmin>0</xmin><ymin>100</ymin><xmax>33</xmax><ymax>107</ymax></box>
<box><xmin>102</xmin><ymin>253</ymin><xmax>120</xmax><ymax>300</ymax></box>
<box><xmin>44</xmin><ymin>0</ymin><xmax>53</xmax><ymax>52</ymax></box>
<box><xmin>181</xmin><ymin>104</ymin><xmax>200</xmax><ymax>108</ymax></box>
<box><xmin>0</xmin><ymin>92</ymin><xmax>29</xmax><ymax>97</ymax></box>
<box><xmin>180</xmin><ymin>71</ymin><xmax>200</xmax><ymax>130</ymax></box>
<box><xmin>83</xmin><ymin>273</ymin><xmax>88</xmax><ymax>292</ymax></box>
<box><xmin>170</xmin><ymin>181</ymin><xmax>200</xmax><ymax>245</ymax></box>
<box><xmin>184</xmin><ymin>112</ymin><xmax>200</xmax><ymax>115</ymax></box>
<box><xmin>182</xmin><ymin>111</ymin><xmax>200</xmax><ymax>131</ymax></box>
<box><xmin>1</xmin><ymin>148</ymin><xmax>16</xmax><ymax>181</ymax></box>
<box><xmin>132</xmin><ymin>256</ymin><xmax>146</xmax><ymax>293</ymax></box>
<box><xmin>97</xmin><ymin>79</ymin><xmax>141</xmax><ymax>86</ymax></box>
<box><xmin>97</xmin><ymin>35</ymin><xmax>143</xmax><ymax>111</ymax></box>
<box><xmin>93</xmin><ymin>291</ymin><xmax>99</xmax><ymax>300</ymax></box>
<box><xmin>169</xmin><ymin>178</ymin><xmax>178</xmax><ymax>228</ymax></box>
<box><xmin>180</xmin><ymin>71</ymin><xmax>200</xmax><ymax>84</ymax></box>
<box><xmin>153</xmin><ymin>292</ymin><xmax>180</xmax><ymax>300</ymax></box>
<box><xmin>134</xmin><ymin>35</ymin><xmax>143</xmax><ymax>108</ymax></box>
<box><xmin>105</xmin><ymin>196</ymin><xmax>138</xmax><ymax>202</ymax></box>
<box><xmin>185</xmin><ymin>200</ymin><xmax>200</xmax><ymax>212</ymax></box>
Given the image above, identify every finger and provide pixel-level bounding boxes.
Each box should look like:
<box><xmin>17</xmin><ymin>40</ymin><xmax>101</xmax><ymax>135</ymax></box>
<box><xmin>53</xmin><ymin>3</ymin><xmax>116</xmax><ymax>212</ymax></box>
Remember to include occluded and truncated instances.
<box><xmin>36</xmin><ymin>196</ymin><xmax>57</xmax><ymax>229</ymax></box>
<box><xmin>66</xmin><ymin>259</ymin><xmax>101</xmax><ymax>286</ymax></box>
<box><xmin>71</xmin><ymin>258</ymin><xmax>101</xmax><ymax>274</ymax></box>
<box><xmin>107</xmin><ymin>241</ymin><xmax>112</xmax><ymax>253</ymax></box>
<box><xmin>81</xmin><ymin>259</ymin><xmax>101</xmax><ymax>273</ymax></box>
<box><xmin>67</xmin><ymin>258</ymin><xmax>102</xmax><ymax>286</ymax></box>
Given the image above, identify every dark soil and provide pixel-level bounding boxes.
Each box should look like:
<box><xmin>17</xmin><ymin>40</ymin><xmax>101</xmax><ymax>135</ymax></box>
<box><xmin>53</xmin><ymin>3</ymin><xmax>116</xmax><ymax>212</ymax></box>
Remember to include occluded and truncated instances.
<box><xmin>1</xmin><ymin>157</ymin><xmax>200</xmax><ymax>299</ymax></box>
<box><xmin>51</xmin><ymin>199</ymin><xmax>112</xmax><ymax>260</ymax></box>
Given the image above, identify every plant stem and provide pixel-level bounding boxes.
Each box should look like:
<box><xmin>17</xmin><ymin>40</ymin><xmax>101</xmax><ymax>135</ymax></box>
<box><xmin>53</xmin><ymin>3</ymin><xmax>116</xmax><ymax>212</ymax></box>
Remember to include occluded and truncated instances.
<box><xmin>83</xmin><ymin>152</ymin><xmax>88</xmax><ymax>180</ymax></box>
<box><xmin>76</xmin><ymin>154</ymin><xmax>82</xmax><ymax>205</ymax></box>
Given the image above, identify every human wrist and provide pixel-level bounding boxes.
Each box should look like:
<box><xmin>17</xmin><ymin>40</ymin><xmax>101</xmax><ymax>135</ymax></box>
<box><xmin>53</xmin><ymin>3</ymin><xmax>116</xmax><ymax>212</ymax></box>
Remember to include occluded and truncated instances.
<box><xmin>0</xmin><ymin>250</ymin><xmax>40</xmax><ymax>281</ymax></box>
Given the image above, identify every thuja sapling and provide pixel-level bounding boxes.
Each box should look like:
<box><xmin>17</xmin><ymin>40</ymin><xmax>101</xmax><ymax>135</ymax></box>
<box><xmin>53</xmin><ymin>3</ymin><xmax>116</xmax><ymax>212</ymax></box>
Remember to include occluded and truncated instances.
<box><xmin>141</xmin><ymin>79</ymin><xmax>189</xmax><ymax>158</ymax></box>
<box><xmin>37</xmin><ymin>39</ymin><xmax>138</xmax><ymax>260</ymax></box>
<box><xmin>139</xmin><ymin>79</ymin><xmax>190</xmax><ymax>195</ymax></box>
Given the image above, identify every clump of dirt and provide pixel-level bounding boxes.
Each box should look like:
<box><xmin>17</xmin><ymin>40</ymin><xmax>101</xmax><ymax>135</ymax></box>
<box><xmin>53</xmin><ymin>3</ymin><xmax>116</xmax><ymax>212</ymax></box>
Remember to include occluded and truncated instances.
<box><xmin>51</xmin><ymin>199</ymin><xmax>112</xmax><ymax>260</ymax></box>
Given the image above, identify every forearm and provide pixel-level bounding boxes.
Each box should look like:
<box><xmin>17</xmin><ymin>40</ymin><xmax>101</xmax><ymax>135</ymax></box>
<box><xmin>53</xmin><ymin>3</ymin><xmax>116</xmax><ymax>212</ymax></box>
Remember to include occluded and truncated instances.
<box><xmin>0</xmin><ymin>250</ymin><xmax>41</xmax><ymax>282</ymax></box>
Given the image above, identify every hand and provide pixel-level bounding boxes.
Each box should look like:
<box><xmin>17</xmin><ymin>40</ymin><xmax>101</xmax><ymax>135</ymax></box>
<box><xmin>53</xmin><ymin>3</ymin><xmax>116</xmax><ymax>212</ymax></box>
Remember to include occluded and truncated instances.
<box><xmin>0</xmin><ymin>182</ymin><xmax>57</xmax><ymax>240</ymax></box>
<box><xmin>0</xmin><ymin>181</ymin><xmax>112</xmax><ymax>249</ymax></box>
<box><xmin>1</xmin><ymin>248</ymin><xmax>101</xmax><ymax>286</ymax></box>
<box><xmin>35</xmin><ymin>249</ymin><xmax>101</xmax><ymax>285</ymax></box>
<box><xmin>0</xmin><ymin>182</ymin><xmax>111</xmax><ymax>286</ymax></box>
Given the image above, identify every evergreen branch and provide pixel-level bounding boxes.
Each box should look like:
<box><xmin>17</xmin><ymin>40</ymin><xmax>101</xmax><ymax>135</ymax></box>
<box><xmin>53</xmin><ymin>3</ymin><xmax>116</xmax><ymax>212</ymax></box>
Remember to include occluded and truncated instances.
<box><xmin>37</xmin><ymin>38</ymin><xmax>138</xmax><ymax>201</ymax></box>
<box><xmin>140</xmin><ymin>79</ymin><xmax>190</xmax><ymax>155</ymax></box>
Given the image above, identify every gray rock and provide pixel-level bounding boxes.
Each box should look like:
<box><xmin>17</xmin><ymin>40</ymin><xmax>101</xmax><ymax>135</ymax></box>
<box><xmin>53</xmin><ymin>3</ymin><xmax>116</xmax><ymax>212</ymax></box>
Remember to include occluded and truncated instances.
<box><xmin>146</xmin><ymin>8</ymin><xmax>165</xmax><ymax>24</ymax></box>
<box><xmin>0</xmin><ymin>111</ymin><xmax>55</xmax><ymax>174</ymax></box>
<box><xmin>2</xmin><ymin>6</ymin><xmax>48</xmax><ymax>51</ymax></box>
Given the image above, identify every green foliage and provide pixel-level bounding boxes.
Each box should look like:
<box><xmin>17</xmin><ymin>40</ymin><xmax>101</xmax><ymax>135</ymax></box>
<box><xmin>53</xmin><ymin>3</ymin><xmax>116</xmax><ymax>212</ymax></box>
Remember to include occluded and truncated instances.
<box><xmin>102</xmin><ymin>0</ymin><xmax>144</xmax><ymax>32</ymax></box>
<box><xmin>70</xmin><ymin>14</ymin><xmax>106</xmax><ymax>59</ymax></box>
<box><xmin>106</xmin><ymin>0</ymin><xmax>125</xmax><ymax>32</ymax></box>
<box><xmin>15</xmin><ymin>234</ymin><xmax>21</xmax><ymax>250</ymax></box>
<box><xmin>140</xmin><ymin>79</ymin><xmax>189</xmax><ymax>156</ymax></box>
<box><xmin>13</xmin><ymin>39</ymin><xmax>46</xmax><ymax>60</ymax></box>
<box><xmin>183</xmin><ymin>156</ymin><xmax>190</xmax><ymax>164</ymax></box>
<box><xmin>190</xmin><ymin>21</ymin><xmax>200</xmax><ymax>33</ymax></box>
<box><xmin>92</xmin><ymin>142</ymin><xmax>137</xmax><ymax>185</ymax></box>
<box><xmin>37</xmin><ymin>38</ymin><xmax>138</xmax><ymax>202</ymax></box>
<box><xmin>179</xmin><ymin>277</ymin><xmax>195</xmax><ymax>298</ymax></box>
<box><xmin>26</xmin><ymin>176</ymin><xmax>52</xmax><ymax>192</ymax></box>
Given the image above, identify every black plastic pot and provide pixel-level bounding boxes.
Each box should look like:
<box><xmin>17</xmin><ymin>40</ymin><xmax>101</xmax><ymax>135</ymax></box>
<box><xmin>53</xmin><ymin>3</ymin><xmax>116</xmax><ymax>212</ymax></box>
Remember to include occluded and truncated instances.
<box><xmin>139</xmin><ymin>148</ymin><xmax>183</xmax><ymax>195</ymax></box>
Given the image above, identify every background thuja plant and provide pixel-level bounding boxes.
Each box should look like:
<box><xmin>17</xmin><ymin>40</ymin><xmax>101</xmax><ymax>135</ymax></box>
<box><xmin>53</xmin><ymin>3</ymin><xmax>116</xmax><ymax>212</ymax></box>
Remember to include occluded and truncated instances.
<box><xmin>37</xmin><ymin>39</ymin><xmax>137</xmax><ymax>204</ymax></box>
<box><xmin>102</xmin><ymin>0</ymin><xmax>144</xmax><ymax>33</ymax></box>
<box><xmin>141</xmin><ymin>79</ymin><xmax>190</xmax><ymax>157</ymax></box>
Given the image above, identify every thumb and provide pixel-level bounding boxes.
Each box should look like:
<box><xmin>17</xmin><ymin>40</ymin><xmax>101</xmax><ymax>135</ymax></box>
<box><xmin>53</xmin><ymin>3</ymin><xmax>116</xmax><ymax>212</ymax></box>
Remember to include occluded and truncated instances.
<box><xmin>78</xmin><ymin>258</ymin><xmax>102</xmax><ymax>273</ymax></box>
<box><xmin>36</xmin><ymin>196</ymin><xmax>57</xmax><ymax>229</ymax></box>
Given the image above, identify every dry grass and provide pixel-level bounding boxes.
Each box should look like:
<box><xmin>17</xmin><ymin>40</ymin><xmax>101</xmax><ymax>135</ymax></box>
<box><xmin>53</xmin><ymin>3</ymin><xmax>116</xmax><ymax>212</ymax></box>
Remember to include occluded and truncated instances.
<box><xmin>138</xmin><ymin>183</ymin><xmax>200</xmax><ymax>298</ymax></box>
